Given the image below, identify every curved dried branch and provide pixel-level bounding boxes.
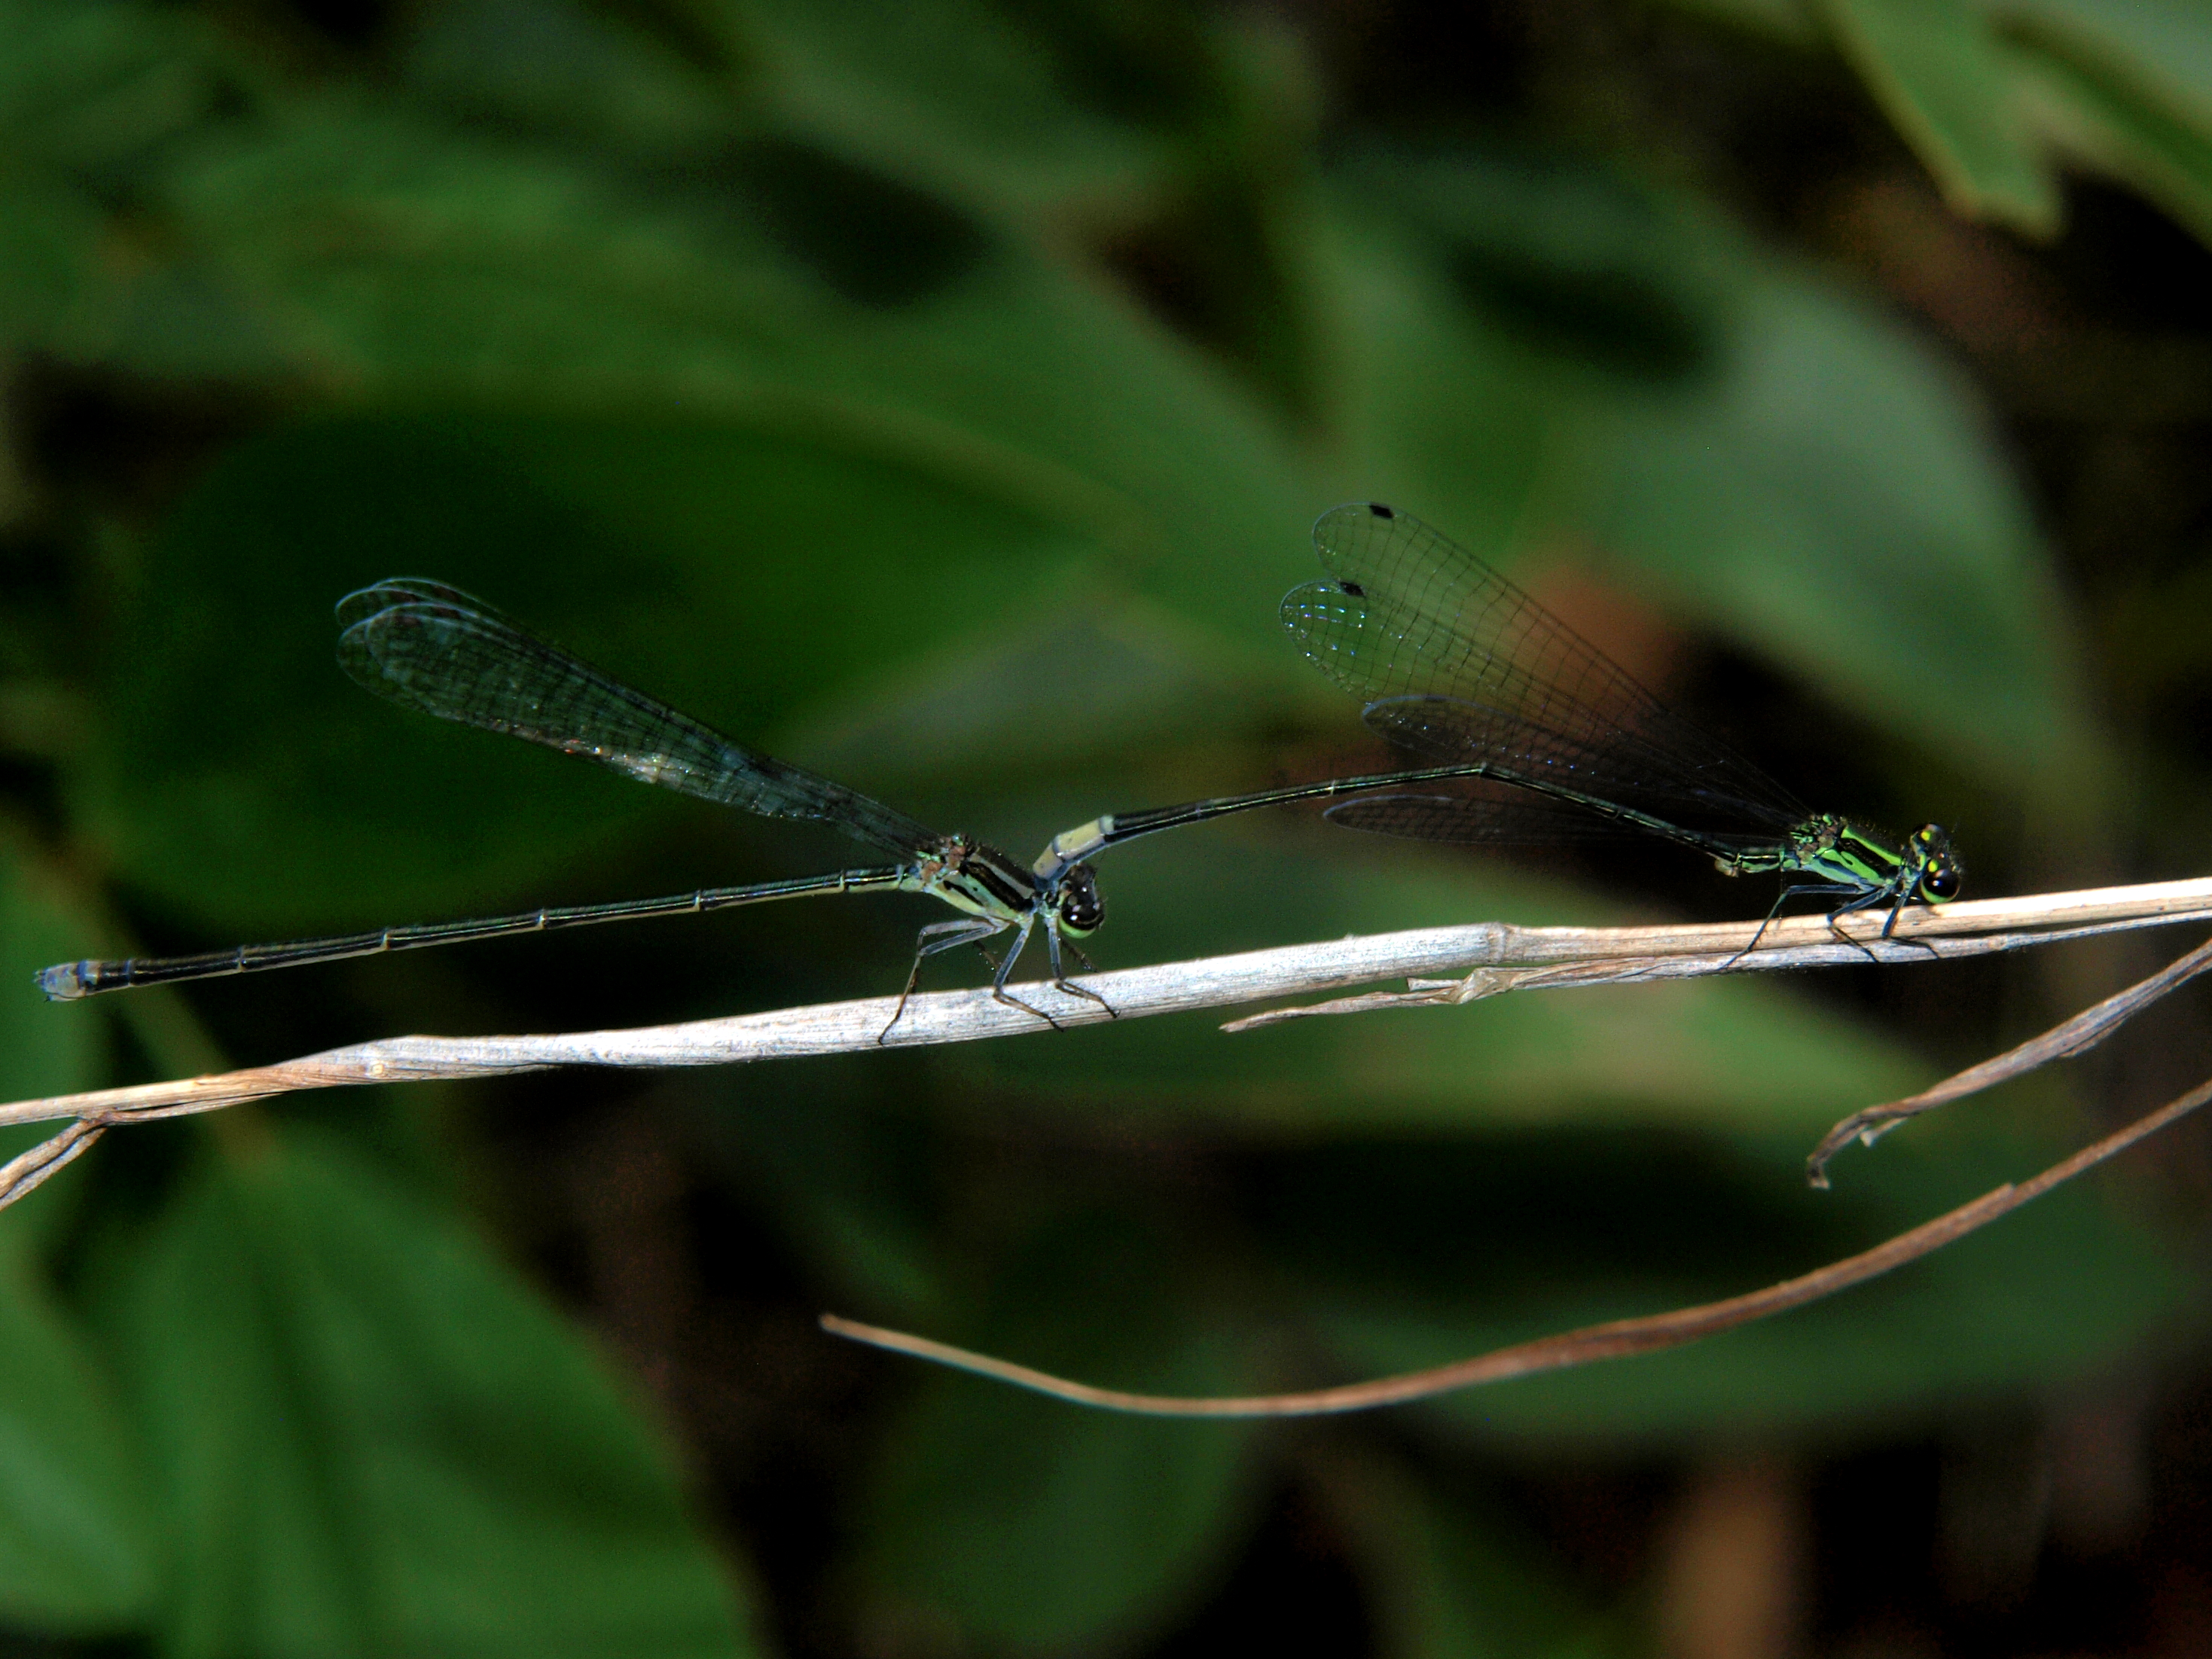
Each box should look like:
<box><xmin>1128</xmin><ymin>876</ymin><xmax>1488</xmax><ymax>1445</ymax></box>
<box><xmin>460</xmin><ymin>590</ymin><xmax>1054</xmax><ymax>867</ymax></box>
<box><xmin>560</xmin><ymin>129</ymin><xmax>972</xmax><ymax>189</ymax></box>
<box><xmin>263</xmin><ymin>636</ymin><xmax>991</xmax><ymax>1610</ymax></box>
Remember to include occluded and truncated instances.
<box><xmin>822</xmin><ymin>1074</ymin><xmax>2212</xmax><ymax>1417</ymax></box>
<box><xmin>1808</xmin><ymin>932</ymin><xmax>2212</xmax><ymax>1185</ymax></box>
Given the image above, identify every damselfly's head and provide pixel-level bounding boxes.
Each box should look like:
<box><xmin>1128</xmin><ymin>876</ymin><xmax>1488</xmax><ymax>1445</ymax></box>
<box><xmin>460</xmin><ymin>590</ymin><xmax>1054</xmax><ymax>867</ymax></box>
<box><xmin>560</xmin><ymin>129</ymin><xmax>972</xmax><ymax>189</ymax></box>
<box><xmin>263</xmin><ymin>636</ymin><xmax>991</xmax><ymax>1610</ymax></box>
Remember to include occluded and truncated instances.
<box><xmin>1054</xmin><ymin>865</ymin><xmax>1104</xmax><ymax>937</ymax></box>
<box><xmin>1909</xmin><ymin>825</ymin><xmax>1963</xmax><ymax>904</ymax></box>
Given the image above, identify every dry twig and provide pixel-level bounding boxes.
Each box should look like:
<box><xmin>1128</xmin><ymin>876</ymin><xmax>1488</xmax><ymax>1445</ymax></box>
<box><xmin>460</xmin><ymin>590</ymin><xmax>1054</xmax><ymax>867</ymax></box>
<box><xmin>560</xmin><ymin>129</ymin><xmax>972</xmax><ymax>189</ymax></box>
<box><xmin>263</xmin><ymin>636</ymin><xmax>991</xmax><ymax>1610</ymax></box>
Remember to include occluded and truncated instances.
<box><xmin>1807</xmin><ymin>931</ymin><xmax>2212</xmax><ymax>1185</ymax></box>
<box><xmin>821</xmin><ymin>1072</ymin><xmax>2212</xmax><ymax>1417</ymax></box>
<box><xmin>3</xmin><ymin>875</ymin><xmax>2208</xmax><ymax>1218</ymax></box>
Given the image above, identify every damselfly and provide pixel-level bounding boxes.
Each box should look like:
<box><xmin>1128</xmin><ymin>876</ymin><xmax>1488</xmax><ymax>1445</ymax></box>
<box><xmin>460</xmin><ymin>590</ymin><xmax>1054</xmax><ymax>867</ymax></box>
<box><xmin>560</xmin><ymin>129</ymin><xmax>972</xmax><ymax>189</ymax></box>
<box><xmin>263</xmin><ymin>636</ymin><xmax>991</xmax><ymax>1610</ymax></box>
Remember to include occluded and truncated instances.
<box><xmin>1254</xmin><ymin>502</ymin><xmax>1963</xmax><ymax>948</ymax></box>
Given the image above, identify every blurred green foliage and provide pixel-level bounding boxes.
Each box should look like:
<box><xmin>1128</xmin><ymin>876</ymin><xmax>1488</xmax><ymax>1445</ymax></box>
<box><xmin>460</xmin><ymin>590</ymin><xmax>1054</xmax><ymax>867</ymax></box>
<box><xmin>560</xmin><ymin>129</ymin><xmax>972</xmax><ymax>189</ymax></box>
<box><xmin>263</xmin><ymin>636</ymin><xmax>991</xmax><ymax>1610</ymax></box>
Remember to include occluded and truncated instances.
<box><xmin>1</xmin><ymin>0</ymin><xmax>2209</xmax><ymax>1654</ymax></box>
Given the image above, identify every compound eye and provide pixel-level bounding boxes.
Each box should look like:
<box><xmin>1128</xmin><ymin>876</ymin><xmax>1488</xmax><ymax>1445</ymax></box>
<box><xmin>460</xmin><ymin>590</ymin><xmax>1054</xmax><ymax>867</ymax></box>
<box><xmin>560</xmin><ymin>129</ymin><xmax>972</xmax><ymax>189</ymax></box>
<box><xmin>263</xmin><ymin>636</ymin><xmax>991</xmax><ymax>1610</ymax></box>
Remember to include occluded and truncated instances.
<box><xmin>1921</xmin><ymin>863</ymin><xmax>1961</xmax><ymax>902</ymax></box>
<box><xmin>1056</xmin><ymin>869</ymin><xmax>1104</xmax><ymax>936</ymax></box>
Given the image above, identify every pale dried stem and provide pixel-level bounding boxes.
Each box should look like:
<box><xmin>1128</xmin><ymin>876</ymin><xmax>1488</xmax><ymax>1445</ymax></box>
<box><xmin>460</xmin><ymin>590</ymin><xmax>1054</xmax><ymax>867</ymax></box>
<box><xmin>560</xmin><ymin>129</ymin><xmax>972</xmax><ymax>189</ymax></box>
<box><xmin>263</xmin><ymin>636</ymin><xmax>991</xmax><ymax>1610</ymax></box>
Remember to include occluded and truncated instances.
<box><xmin>5</xmin><ymin>877</ymin><xmax>2210</xmax><ymax>1151</ymax></box>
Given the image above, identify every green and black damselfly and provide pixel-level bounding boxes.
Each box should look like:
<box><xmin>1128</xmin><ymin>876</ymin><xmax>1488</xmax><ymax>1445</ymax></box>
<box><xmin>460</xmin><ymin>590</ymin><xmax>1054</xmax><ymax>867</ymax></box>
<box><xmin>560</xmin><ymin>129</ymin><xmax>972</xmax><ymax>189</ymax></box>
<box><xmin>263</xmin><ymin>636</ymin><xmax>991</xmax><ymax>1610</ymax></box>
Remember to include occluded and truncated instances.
<box><xmin>1261</xmin><ymin>502</ymin><xmax>1963</xmax><ymax>946</ymax></box>
<box><xmin>35</xmin><ymin>507</ymin><xmax>1959</xmax><ymax>1026</ymax></box>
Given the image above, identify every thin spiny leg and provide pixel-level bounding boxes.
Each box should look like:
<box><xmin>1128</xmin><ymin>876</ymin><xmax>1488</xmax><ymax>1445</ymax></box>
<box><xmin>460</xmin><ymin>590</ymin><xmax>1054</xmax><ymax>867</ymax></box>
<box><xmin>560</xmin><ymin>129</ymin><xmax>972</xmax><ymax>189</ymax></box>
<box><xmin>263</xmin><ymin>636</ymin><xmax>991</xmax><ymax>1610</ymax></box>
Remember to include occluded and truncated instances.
<box><xmin>984</xmin><ymin>914</ymin><xmax>1066</xmax><ymax>1028</ymax></box>
<box><xmin>1725</xmin><ymin>882</ymin><xmax>1869</xmax><ymax>970</ymax></box>
<box><xmin>880</xmin><ymin>916</ymin><xmax>1012</xmax><ymax>1043</ymax></box>
<box><xmin>1877</xmin><ymin>880</ymin><xmax>1942</xmax><ymax>959</ymax></box>
<box><xmin>1817</xmin><ymin>884</ymin><xmax>1896</xmax><ymax>965</ymax></box>
<box><xmin>1042</xmin><ymin>924</ymin><xmax>1114</xmax><ymax>1017</ymax></box>
<box><xmin>1725</xmin><ymin>883</ymin><xmax>1815</xmax><ymax>969</ymax></box>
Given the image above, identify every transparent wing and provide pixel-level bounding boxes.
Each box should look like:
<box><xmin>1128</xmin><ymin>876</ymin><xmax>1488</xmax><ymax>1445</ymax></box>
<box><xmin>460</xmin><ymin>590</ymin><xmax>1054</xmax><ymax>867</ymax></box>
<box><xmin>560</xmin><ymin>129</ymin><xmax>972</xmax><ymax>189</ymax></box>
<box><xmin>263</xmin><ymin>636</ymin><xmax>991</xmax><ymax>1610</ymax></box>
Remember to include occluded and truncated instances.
<box><xmin>1282</xmin><ymin>505</ymin><xmax>1808</xmax><ymax>836</ymax></box>
<box><xmin>1325</xmin><ymin>784</ymin><xmax>1634</xmax><ymax>843</ymax></box>
<box><xmin>338</xmin><ymin>577</ymin><xmax>518</xmax><ymax>632</ymax></box>
<box><xmin>336</xmin><ymin>581</ymin><xmax>942</xmax><ymax>858</ymax></box>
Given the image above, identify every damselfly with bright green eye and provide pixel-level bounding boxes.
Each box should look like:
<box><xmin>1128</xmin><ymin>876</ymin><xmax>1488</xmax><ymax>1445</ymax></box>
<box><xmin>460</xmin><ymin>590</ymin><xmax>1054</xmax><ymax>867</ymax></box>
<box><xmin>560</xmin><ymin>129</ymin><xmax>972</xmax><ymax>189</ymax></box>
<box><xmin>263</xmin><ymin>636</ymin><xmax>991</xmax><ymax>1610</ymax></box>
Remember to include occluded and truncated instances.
<box><xmin>32</xmin><ymin>574</ymin><xmax>1539</xmax><ymax>1033</ymax></box>
<box><xmin>1241</xmin><ymin>502</ymin><xmax>1963</xmax><ymax>951</ymax></box>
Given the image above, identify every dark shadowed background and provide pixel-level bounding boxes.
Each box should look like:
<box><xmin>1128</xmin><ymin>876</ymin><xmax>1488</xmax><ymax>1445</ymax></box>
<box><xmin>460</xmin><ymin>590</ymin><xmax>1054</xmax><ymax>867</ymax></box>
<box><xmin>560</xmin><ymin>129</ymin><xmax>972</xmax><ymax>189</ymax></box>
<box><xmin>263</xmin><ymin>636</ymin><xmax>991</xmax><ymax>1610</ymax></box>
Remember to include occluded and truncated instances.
<box><xmin>2</xmin><ymin>1</ymin><xmax>2210</xmax><ymax>1654</ymax></box>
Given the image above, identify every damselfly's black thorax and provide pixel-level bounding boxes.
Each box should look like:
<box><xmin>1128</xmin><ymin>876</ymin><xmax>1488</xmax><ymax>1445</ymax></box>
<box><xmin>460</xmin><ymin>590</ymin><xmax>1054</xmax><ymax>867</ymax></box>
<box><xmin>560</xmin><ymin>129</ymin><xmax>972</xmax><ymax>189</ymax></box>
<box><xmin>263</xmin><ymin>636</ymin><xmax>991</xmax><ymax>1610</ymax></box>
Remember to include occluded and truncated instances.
<box><xmin>913</xmin><ymin>837</ymin><xmax>1038</xmax><ymax>922</ymax></box>
<box><xmin>910</xmin><ymin>837</ymin><xmax>1103</xmax><ymax>936</ymax></box>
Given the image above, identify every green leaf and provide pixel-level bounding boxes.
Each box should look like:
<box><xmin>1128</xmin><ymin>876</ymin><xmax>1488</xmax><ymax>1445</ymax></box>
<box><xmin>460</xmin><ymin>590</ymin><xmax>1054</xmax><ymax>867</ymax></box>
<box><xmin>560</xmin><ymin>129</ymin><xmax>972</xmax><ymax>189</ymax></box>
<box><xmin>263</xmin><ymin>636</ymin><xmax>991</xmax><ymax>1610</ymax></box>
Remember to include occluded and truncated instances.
<box><xmin>1333</xmin><ymin>149</ymin><xmax>1736</xmax><ymax>387</ymax></box>
<box><xmin>1322</xmin><ymin>156</ymin><xmax>2091</xmax><ymax>803</ymax></box>
<box><xmin>742</xmin><ymin>0</ymin><xmax>1173</xmax><ymax>219</ymax></box>
<box><xmin>0</xmin><ymin>1240</ymin><xmax>159</xmax><ymax>1634</ymax></box>
<box><xmin>159</xmin><ymin>101</ymin><xmax>1311</xmax><ymax>623</ymax></box>
<box><xmin>785</xmin><ymin>583</ymin><xmax>1243</xmax><ymax>798</ymax></box>
<box><xmin>694</xmin><ymin>1075</ymin><xmax>950</xmax><ymax>1322</ymax></box>
<box><xmin>0</xmin><ymin>855</ymin><xmax>159</xmax><ymax>1632</ymax></box>
<box><xmin>1318</xmin><ymin>192</ymin><xmax>1571</xmax><ymax>565</ymax></box>
<box><xmin>2003</xmin><ymin>0</ymin><xmax>2212</xmax><ymax>135</ymax></box>
<box><xmin>2013</xmin><ymin>20</ymin><xmax>2212</xmax><ymax>245</ymax></box>
<box><xmin>952</xmin><ymin>831</ymin><xmax>1929</xmax><ymax>1133</ymax></box>
<box><xmin>856</xmin><ymin>1210</ymin><xmax>1256</xmax><ymax>1651</ymax></box>
<box><xmin>0</xmin><ymin>1</ymin><xmax>298</xmax><ymax>377</ymax></box>
<box><xmin>1331</xmin><ymin>1459</ymin><xmax>1625</xmax><ymax>1659</ymax></box>
<box><xmin>92</xmin><ymin>1132</ymin><xmax>757</xmax><ymax>1659</ymax></box>
<box><xmin>0</xmin><ymin>165</ymin><xmax>116</xmax><ymax>358</ymax></box>
<box><xmin>0</xmin><ymin>0</ymin><xmax>221</xmax><ymax>173</ymax></box>
<box><xmin>1822</xmin><ymin>0</ymin><xmax>2061</xmax><ymax>233</ymax></box>
<box><xmin>1277</xmin><ymin>1127</ymin><xmax>2185</xmax><ymax>1444</ymax></box>
<box><xmin>0</xmin><ymin>854</ymin><xmax>104</xmax><ymax>1117</ymax></box>
<box><xmin>401</xmin><ymin>0</ymin><xmax>749</xmax><ymax>162</ymax></box>
<box><xmin>1583</xmin><ymin>270</ymin><xmax>2094</xmax><ymax>803</ymax></box>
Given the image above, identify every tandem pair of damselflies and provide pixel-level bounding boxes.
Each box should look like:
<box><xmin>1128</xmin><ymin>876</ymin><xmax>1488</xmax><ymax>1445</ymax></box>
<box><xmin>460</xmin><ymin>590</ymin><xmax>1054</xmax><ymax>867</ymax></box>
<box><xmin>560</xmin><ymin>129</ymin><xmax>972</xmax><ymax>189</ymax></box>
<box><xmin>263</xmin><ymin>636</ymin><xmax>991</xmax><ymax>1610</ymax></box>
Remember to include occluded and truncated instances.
<box><xmin>36</xmin><ymin>504</ymin><xmax>1961</xmax><ymax>1028</ymax></box>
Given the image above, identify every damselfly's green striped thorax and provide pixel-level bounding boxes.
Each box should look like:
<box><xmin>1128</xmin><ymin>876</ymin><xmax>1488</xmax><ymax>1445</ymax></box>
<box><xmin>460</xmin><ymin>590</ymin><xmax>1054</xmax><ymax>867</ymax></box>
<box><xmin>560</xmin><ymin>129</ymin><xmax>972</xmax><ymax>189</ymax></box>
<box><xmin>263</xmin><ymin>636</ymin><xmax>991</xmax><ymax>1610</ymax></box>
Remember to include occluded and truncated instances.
<box><xmin>1278</xmin><ymin>502</ymin><xmax>1963</xmax><ymax>956</ymax></box>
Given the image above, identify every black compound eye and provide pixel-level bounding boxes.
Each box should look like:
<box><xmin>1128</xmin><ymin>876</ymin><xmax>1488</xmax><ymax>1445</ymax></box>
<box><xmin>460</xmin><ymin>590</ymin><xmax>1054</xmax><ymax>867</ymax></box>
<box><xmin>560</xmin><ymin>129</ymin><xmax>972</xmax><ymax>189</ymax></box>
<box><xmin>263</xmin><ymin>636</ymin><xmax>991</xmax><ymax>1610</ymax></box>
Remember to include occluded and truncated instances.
<box><xmin>1921</xmin><ymin>864</ymin><xmax>1961</xmax><ymax>901</ymax></box>
<box><xmin>1056</xmin><ymin>869</ymin><xmax>1104</xmax><ymax>935</ymax></box>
